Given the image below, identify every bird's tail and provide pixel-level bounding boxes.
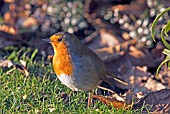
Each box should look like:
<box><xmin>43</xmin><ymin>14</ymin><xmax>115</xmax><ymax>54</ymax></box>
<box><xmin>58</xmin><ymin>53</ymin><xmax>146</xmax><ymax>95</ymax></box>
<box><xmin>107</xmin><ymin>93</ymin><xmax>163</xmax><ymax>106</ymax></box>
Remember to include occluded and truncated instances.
<box><xmin>99</xmin><ymin>73</ymin><xmax>128</xmax><ymax>94</ymax></box>
<box><xmin>105</xmin><ymin>74</ymin><xmax>128</xmax><ymax>86</ymax></box>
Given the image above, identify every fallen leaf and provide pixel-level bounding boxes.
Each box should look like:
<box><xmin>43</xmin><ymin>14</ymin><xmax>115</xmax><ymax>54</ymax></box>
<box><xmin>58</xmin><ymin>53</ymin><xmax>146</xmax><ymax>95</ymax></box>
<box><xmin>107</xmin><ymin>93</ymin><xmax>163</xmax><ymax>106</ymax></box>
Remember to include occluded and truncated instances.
<box><xmin>0</xmin><ymin>59</ymin><xmax>14</xmax><ymax>68</ymax></box>
<box><xmin>3</xmin><ymin>12</ymin><xmax>15</xmax><ymax>25</ymax></box>
<box><xmin>94</xmin><ymin>39</ymin><xmax>137</xmax><ymax>62</ymax></box>
<box><xmin>0</xmin><ymin>57</ymin><xmax>30</xmax><ymax>77</ymax></box>
<box><xmin>145</xmin><ymin>77</ymin><xmax>166</xmax><ymax>91</ymax></box>
<box><xmin>92</xmin><ymin>95</ymin><xmax>126</xmax><ymax>108</ymax></box>
<box><xmin>23</xmin><ymin>69</ymin><xmax>30</xmax><ymax>77</ymax></box>
<box><xmin>19</xmin><ymin>60</ymin><xmax>30</xmax><ymax>77</ymax></box>
<box><xmin>111</xmin><ymin>0</ymin><xmax>147</xmax><ymax>18</ymax></box>
<box><xmin>129</xmin><ymin>46</ymin><xmax>157</xmax><ymax>67</ymax></box>
<box><xmin>85</xmin><ymin>28</ymin><xmax>130</xmax><ymax>51</ymax></box>
<box><xmin>95</xmin><ymin>48</ymin><xmax>125</xmax><ymax>62</ymax></box>
<box><xmin>4</xmin><ymin>0</ymin><xmax>15</xmax><ymax>3</ymax></box>
<box><xmin>0</xmin><ymin>25</ymin><xmax>18</xmax><ymax>34</ymax></box>
<box><xmin>133</xmin><ymin>89</ymin><xmax>170</xmax><ymax>113</ymax></box>
<box><xmin>135</xmin><ymin>92</ymin><xmax>144</xmax><ymax>99</ymax></box>
<box><xmin>48</xmin><ymin>108</ymin><xmax>55</xmax><ymax>112</ymax></box>
<box><xmin>20</xmin><ymin>60</ymin><xmax>27</xmax><ymax>68</ymax></box>
<box><xmin>99</xmin><ymin>29</ymin><xmax>120</xmax><ymax>47</ymax></box>
<box><xmin>22</xmin><ymin>17</ymin><xmax>38</xmax><ymax>28</ymax></box>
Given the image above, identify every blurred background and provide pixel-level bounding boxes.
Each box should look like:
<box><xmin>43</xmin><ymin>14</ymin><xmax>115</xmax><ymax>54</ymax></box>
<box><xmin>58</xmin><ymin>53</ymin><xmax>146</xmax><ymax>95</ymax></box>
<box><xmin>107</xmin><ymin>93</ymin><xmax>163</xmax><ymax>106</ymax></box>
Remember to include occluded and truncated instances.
<box><xmin>0</xmin><ymin>0</ymin><xmax>170</xmax><ymax>92</ymax></box>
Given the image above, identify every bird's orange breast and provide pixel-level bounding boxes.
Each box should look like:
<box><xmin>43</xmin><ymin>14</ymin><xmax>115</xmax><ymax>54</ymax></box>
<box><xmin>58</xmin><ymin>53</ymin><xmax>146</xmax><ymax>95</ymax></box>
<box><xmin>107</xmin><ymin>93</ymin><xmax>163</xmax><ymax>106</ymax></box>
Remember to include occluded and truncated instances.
<box><xmin>52</xmin><ymin>42</ymin><xmax>73</xmax><ymax>76</ymax></box>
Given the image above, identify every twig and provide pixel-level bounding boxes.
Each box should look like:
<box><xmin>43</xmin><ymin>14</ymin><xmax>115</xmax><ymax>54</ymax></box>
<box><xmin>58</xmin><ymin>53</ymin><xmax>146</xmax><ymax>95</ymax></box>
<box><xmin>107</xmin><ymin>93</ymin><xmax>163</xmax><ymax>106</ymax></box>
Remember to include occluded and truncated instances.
<box><xmin>97</xmin><ymin>85</ymin><xmax>116</xmax><ymax>94</ymax></box>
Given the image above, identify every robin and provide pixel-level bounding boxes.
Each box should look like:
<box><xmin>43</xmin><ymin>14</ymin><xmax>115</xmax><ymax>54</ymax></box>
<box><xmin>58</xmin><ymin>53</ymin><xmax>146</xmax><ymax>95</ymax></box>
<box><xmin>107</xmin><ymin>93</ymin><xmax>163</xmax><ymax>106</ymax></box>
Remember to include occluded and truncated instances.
<box><xmin>44</xmin><ymin>32</ymin><xmax>127</xmax><ymax>105</ymax></box>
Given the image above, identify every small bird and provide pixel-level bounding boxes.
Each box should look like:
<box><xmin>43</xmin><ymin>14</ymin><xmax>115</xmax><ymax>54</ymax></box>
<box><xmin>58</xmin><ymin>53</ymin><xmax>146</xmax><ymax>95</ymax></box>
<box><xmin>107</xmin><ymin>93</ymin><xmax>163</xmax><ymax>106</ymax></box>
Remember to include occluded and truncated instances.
<box><xmin>44</xmin><ymin>32</ymin><xmax>127</xmax><ymax>105</ymax></box>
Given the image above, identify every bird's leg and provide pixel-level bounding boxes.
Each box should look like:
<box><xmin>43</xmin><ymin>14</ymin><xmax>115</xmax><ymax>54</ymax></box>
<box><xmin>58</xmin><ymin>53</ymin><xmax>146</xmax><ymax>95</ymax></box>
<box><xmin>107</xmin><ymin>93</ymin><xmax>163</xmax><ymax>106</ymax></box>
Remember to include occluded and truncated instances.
<box><xmin>87</xmin><ymin>91</ymin><xmax>93</xmax><ymax>108</ymax></box>
<box><xmin>68</xmin><ymin>91</ymin><xmax>74</xmax><ymax>106</ymax></box>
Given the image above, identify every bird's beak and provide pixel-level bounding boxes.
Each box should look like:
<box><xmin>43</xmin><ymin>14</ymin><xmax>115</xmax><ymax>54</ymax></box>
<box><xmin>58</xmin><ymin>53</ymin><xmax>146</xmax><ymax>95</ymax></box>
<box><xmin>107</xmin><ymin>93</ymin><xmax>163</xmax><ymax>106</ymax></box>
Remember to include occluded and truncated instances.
<box><xmin>42</xmin><ymin>38</ymin><xmax>51</xmax><ymax>42</ymax></box>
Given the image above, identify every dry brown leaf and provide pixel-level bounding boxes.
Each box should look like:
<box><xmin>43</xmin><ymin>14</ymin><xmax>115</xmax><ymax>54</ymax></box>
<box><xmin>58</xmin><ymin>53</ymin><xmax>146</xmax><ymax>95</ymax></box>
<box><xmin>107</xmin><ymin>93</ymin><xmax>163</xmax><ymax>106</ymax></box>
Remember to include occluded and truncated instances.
<box><xmin>135</xmin><ymin>92</ymin><xmax>144</xmax><ymax>99</ymax></box>
<box><xmin>129</xmin><ymin>46</ymin><xmax>157</xmax><ymax>67</ymax></box>
<box><xmin>94</xmin><ymin>39</ymin><xmax>137</xmax><ymax>62</ymax></box>
<box><xmin>22</xmin><ymin>17</ymin><xmax>38</xmax><ymax>28</ymax></box>
<box><xmin>4</xmin><ymin>12</ymin><xmax>15</xmax><ymax>25</ymax></box>
<box><xmin>129</xmin><ymin>46</ymin><xmax>145</xmax><ymax>58</ymax></box>
<box><xmin>85</xmin><ymin>28</ymin><xmax>123</xmax><ymax>51</ymax></box>
<box><xmin>99</xmin><ymin>29</ymin><xmax>120</xmax><ymax>47</ymax></box>
<box><xmin>23</xmin><ymin>69</ymin><xmax>30</xmax><ymax>77</ymax></box>
<box><xmin>85</xmin><ymin>28</ymin><xmax>137</xmax><ymax>52</ymax></box>
<box><xmin>4</xmin><ymin>0</ymin><xmax>15</xmax><ymax>3</ymax></box>
<box><xmin>111</xmin><ymin>0</ymin><xmax>147</xmax><ymax>18</ymax></box>
<box><xmin>133</xmin><ymin>89</ymin><xmax>170</xmax><ymax>113</ymax></box>
<box><xmin>0</xmin><ymin>57</ymin><xmax>30</xmax><ymax>77</ymax></box>
<box><xmin>19</xmin><ymin>60</ymin><xmax>29</xmax><ymax>77</ymax></box>
<box><xmin>20</xmin><ymin>60</ymin><xmax>27</xmax><ymax>68</ymax></box>
<box><xmin>95</xmin><ymin>48</ymin><xmax>125</xmax><ymax>63</ymax></box>
<box><xmin>0</xmin><ymin>59</ymin><xmax>14</xmax><ymax>68</ymax></box>
<box><xmin>145</xmin><ymin>77</ymin><xmax>166</xmax><ymax>91</ymax></box>
<box><xmin>0</xmin><ymin>25</ymin><xmax>18</xmax><ymax>34</ymax></box>
<box><xmin>92</xmin><ymin>95</ymin><xmax>126</xmax><ymax>108</ymax></box>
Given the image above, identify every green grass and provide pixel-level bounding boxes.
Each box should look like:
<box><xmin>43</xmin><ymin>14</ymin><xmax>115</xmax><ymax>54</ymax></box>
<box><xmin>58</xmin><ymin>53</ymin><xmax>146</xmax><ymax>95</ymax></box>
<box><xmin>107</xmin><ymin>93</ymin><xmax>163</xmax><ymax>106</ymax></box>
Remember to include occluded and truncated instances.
<box><xmin>0</xmin><ymin>47</ymin><xmax>141</xmax><ymax>113</ymax></box>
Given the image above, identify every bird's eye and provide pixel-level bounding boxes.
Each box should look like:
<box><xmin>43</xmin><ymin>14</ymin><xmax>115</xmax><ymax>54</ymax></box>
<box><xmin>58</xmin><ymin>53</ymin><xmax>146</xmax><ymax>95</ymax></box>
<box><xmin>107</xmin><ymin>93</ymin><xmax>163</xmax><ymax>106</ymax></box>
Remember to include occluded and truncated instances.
<box><xmin>57</xmin><ymin>38</ymin><xmax>62</xmax><ymax>42</ymax></box>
